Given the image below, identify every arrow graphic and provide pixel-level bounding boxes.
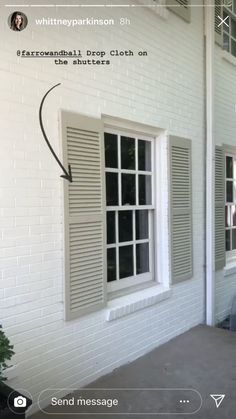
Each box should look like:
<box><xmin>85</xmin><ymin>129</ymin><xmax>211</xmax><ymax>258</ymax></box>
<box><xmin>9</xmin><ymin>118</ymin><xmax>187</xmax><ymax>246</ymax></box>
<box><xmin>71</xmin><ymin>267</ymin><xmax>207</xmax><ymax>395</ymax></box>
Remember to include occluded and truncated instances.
<box><xmin>39</xmin><ymin>83</ymin><xmax>73</xmax><ymax>182</ymax></box>
<box><xmin>210</xmin><ymin>394</ymin><xmax>225</xmax><ymax>408</ymax></box>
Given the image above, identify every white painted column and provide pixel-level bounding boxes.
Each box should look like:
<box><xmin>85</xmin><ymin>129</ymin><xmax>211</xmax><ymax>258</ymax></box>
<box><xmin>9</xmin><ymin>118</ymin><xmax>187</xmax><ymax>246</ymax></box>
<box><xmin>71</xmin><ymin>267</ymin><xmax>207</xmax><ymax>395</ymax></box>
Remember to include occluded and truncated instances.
<box><xmin>205</xmin><ymin>0</ymin><xmax>215</xmax><ymax>326</ymax></box>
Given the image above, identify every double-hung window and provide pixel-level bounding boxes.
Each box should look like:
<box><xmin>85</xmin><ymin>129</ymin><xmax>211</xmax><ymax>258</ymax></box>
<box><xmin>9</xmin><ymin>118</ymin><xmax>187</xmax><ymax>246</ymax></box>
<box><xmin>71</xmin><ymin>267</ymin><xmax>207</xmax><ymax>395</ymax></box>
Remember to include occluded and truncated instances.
<box><xmin>104</xmin><ymin>130</ymin><xmax>154</xmax><ymax>293</ymax></box>
<box><xmin>225</xmin><ymin>154</ymin><xmax>236</xmax><ymax>255</ymax></box>
<box><xmin>61</xmin><ymin>111</ymin><xmax>193</xmax><ymax>320</ymax></box>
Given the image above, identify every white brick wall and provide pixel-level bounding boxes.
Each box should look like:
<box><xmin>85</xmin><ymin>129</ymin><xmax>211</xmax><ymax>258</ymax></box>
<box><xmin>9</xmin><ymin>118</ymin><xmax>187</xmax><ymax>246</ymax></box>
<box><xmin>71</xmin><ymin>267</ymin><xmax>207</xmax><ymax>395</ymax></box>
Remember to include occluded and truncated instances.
<box><xmin>215</xmin><ymin>46</ymin><xmax>236</xmax><ymax>321</ymax></box>
<box><xmin>0</xmin><ymin>2</ymin><xmax>205</xmax><ymax>415</ymax></box>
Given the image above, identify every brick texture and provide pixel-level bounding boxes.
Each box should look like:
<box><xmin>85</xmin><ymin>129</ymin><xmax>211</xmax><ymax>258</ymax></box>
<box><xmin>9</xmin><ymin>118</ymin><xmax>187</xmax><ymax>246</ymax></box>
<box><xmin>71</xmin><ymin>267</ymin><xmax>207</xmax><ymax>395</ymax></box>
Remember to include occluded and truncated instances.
<box><xmin>0</xmin><ymin>2</ymin><xmax>205</xmax><ymax>414</ymax></box>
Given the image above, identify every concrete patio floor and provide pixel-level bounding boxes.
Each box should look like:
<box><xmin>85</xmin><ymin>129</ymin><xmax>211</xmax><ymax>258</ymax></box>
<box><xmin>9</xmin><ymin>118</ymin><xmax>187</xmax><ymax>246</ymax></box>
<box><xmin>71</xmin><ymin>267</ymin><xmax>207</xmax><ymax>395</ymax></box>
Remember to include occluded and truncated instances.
<box><xmin>31</xmin><ymin>325</ymin><xmax>236</xmax><ymax>419</ymax></box>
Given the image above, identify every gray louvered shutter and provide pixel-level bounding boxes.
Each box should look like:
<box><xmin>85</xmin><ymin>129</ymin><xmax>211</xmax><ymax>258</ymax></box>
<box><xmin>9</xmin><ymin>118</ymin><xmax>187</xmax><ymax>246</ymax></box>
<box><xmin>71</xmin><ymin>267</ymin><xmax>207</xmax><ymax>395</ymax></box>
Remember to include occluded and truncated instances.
<box><xmin>61</xmin><ymin>111</ymin><xmax>106</xmax><ymax>320</ymax></box>
<box><xmin>215</xmin><ymin>0</ymin><xmax>223</xmax><ymax>46</ymax></box>
<box><xmin>215</xmin><ymin>146</ymin><xmax>225</xmax><ymax>270</ymax></box>
<box><xmin>167</xmin><ymin>0</ymin><xmax>191</xmax><ymax>22</ymax></box>
<box><xmin>169</xmin><ymin>136</ymin><xmax>193</xmax><ymax>284</ymax></box>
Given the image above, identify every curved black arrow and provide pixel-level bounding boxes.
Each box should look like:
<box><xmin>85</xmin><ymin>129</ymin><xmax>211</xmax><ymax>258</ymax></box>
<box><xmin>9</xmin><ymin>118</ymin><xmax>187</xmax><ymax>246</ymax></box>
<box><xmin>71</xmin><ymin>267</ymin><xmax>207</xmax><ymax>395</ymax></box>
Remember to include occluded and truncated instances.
<box><xmin>39</xmin><ymin>83</ymin><xmax>72</xmax><ymax>182</ymax></box>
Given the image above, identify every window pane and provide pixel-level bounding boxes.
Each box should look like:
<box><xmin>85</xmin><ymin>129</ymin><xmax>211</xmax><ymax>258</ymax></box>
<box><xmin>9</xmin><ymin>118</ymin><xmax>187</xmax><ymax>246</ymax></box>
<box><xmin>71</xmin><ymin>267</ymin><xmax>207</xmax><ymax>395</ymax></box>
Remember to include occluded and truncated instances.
<box><xmin>107</xmin><ymin>212</ymin><xmax>116</xmax><ymax>244</ymax></box>
<box><xmin>138</xmin><ymin>140</ymin><xmax>151</xmax><ymax>171</ymax></box>
<box><xmin>121</xmin><ymin>136</ymin><xmax>135</xmax><ymax>170</ymax></box>
<box><xmin>226</xmin><ymin>230</ymin><xmax>231</xmax><ymax>251</ymax></box>
<box><xmin>232</xmin><ymin>229</ymin><xmax>236</xmax><ymax>250</ymax></box>
<box><xmin>234</xmin><ymin>159</ymin><xmax>236</xmax><ymax>179</ymax></box>
<box><xmin>122</xmin><ymin>174</ymin><xmax>136</xmax><ymax>205</ymax></box>
<box><xmin>104</xmin><ymin>133</ymin><xmax>118</xmax><ymax>168</ymax></box>
<box><xmin>136</xmin><ymin>243</ymin><xmax>149</xmax><ymax>274</ymax></box>
<box><xmin>136</xmin><ymin>210</ymin><xmax>149</xmax><ymax>240</ymax></box>
<box><xmin>226</xmin><ymin>156</ymin><xmax>233</xmax><ymax>178</ymax></box>
<box><xmin>139</xmin><ymin>175</ymin><xmax>152</xmax><ymax>205</ymax></box>
<box><xmin>232</xmin><ymin>205</ymin><xmax>236</xmax><ymax>226</ymax></box>
<box><xmin>226</xmin><ymin>181</ymin><xmax>233</xmax><ymax>202</ymax></box>
<box><xmin>106</xmin><ymin>173</ymin><xmax>118</xmax><ymax>206</ymax></box>
<box><xmin>231</xmin><ymin>17</ymin><xmax>236</xmax><ymax>38</ymax></box>
<box><xmin>234</xmin><ymin>182</ymin><xmax>236</xmax><ymax>202</ymax></box>
<box><xmin>231</xmin><ymin>38</ymin><xmax>236</xmax><ymax>57</ymax></box>
<box><xmin>119</xmin><ymin>245</ymin><xmax>133</xmax><ymax>279</ymax></box>
<box><xmin>225</xmin><ymin>206</ymin><xmax>231</xmax><ymax>227</ymax></box>
<box><xmin>107</xmin><ymin>248</ymin><xmax>116</xmax><ymax>282</ymax></box>
<box><xmin>119</xmin><ymin>211</ymin><xmax>133</xmax><ymax>242</ymax></box>
<box><xmin>223</xmin><ymin>33</ymin><xmax>230</xmax><ymax>51</ymax></box>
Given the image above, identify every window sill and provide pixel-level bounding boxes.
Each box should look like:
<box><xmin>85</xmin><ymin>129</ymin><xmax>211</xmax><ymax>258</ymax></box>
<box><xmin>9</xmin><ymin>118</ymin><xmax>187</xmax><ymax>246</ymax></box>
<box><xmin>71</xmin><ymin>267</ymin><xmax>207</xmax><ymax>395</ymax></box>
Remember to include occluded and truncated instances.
<box><xmin>222</xmin><ymin>50</ymin><xmax>236</xmax><ymax>67</ymax></box>
<box><xmin>224</xmin><ymin>260</ymin><xmax>236</xmax><ymax>276</ymax></box>
<box><xmin>106</xmin><ymin>285</ymin><xmax>172</xmax><ymax>321</ymax></box>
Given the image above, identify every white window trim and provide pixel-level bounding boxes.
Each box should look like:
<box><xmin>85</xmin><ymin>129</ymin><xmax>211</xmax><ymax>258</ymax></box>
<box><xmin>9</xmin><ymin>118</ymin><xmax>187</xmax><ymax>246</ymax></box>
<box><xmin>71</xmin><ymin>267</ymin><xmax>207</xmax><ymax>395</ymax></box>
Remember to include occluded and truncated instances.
<box><xmin>222</xmin><ymin>48</ymin><xmax>236</xmax><ymax>67</ymax></box>
<box><xmin>102</xmin><ymin>115</ymin><xmax>171</xmax><ymax>300</ymax></box>
<box><xmin>224</xmin><ymin>260</ymin><xmax>236</xmax><ymax>276</ymax></box>
<box><xmin>155</xmin><ymin>131</ymin><xmax>170</xmax><ymax>288</ymax></box>
<box><xmin>224</xmin><ymin>145</ymin><xmax>236</xmax><ymax>266</ymax></box>
<box><xmin>225</xmin><ymin>153</ymin><xmax>236</xmax><ymax>260</ymax></box>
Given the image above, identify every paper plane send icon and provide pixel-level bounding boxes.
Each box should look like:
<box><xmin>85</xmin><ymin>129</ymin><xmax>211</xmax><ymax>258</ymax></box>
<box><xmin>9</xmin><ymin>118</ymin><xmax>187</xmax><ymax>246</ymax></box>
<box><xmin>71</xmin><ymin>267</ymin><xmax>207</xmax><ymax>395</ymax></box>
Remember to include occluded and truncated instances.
<box><xmin>210</xmin><ymin>394</ymin><xmax>225</xmax><ymax>408</ymax></box>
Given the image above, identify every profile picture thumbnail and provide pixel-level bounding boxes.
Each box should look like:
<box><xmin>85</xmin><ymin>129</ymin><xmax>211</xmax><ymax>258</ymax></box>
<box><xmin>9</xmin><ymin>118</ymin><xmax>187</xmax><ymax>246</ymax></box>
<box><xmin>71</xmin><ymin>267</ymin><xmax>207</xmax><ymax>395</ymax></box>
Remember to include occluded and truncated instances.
<box><xmin>9</xmin><ymin>11</ymin><xmax>28</xmax><ymax>32</ymax></box>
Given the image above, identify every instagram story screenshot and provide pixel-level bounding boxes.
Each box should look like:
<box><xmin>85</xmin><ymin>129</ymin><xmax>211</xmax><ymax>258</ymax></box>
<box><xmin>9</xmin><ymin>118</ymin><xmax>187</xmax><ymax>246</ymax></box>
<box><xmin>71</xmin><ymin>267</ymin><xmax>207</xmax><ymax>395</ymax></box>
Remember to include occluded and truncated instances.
<box><xmin>0</xmin><ymin>0</ymin><xmax>236</xmax><ymax>418</ymax></box>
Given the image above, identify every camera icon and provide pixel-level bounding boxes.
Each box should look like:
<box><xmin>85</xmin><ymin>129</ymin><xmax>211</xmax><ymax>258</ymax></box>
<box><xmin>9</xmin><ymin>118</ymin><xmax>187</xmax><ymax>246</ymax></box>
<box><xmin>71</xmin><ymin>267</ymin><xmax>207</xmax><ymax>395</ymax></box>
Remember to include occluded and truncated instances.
<box><xmin>14</xmin><ymin>396</ymin><xmax>27</xmax><ymax>408</ymax></box>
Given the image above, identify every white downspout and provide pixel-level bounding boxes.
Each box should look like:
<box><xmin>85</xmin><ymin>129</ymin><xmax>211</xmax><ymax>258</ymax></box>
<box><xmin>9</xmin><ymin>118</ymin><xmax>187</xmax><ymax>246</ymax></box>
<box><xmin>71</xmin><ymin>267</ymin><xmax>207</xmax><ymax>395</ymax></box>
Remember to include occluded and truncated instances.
<box><xmin>205</xmin><ymin>0</ymin><xmax>215</xmax><ymax>326</ymax></box>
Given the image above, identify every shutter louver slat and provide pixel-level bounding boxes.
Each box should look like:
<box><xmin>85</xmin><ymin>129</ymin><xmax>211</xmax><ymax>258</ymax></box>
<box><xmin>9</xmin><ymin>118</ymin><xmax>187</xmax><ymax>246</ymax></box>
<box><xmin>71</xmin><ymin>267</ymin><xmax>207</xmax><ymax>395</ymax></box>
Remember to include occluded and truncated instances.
<box><xmin>177</xmin><ymin>0</ymin><xmax>188</xmax><ymax>6</ymax></box>
<box><xmin>170</xmin><ymin>136</ymin><xmax>193</xmax><ymax>284</ymax></box>
<box><xmin>215</xmin><ymin>0</ymin><xmax>221</xmax><ymax>34</ymax></box>
<box><xmin>167</xmin><ymin>0</ymin><xmax>191</xmax><ymax>22</ymax></box>
<box><xmin>68</xmin><ymin>128</ymin><xmax>102</xmax><ymax>216</ymax></box>
<box><xmin>62</xmin><ymin>111</ymin><xmax>106</xmax><ymax>320</ymax></box>
<box><xmin>215</xmin><ymin>147</ymin><xmax>225</xmax><ymax>270</ymax></box>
